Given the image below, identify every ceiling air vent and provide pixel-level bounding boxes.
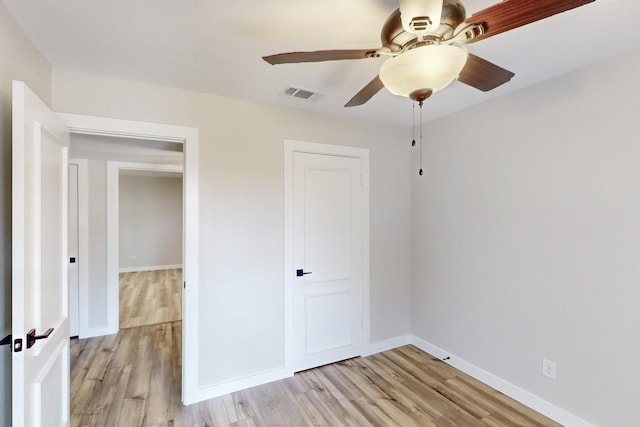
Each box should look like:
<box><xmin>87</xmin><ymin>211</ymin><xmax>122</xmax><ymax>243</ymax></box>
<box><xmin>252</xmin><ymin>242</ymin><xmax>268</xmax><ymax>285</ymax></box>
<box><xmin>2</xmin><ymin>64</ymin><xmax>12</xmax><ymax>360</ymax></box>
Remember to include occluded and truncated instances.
<box><xmin>282</xmin><ymin>86</ymin><xmax>321</xmax><ymax>101</ymax></box>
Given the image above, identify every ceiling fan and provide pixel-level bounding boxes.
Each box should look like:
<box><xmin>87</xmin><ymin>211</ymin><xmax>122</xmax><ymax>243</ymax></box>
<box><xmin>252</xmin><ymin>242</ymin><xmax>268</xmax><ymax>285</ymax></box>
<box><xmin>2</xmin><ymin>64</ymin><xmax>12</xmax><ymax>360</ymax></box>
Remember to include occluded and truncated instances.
<box><xmin>263</xmin><ymin>0</ymin><xmax>595</xmax><ymax>107</ymax></box>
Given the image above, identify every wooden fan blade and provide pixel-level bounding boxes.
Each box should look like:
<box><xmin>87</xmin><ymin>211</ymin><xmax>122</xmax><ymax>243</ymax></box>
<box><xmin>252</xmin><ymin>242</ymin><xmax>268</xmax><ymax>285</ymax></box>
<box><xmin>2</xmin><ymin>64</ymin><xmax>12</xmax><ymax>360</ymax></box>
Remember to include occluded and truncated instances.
<box><xmin>345</xmin><ymin>75</ymin><xmax>385</xmax><ymax>107</ymax></box>
<box><xmin>457</xmin><ymin>54</ymin><xmax>515</xmax><ymax>92</ymax></box>
<box><xmin>263</xmin><ymin>49</ymin><xmax>378</xmax><ymax>65</ymax></box>
<box><xmin>464</xmin><ymin>0</ymin><xmax>595</xmax><ymax>42</ymax></box>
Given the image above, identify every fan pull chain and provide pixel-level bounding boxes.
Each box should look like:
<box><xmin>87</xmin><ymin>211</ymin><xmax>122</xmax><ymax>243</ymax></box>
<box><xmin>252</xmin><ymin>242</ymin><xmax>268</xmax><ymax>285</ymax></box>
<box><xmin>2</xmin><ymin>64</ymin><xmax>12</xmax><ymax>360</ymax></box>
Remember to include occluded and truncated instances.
<box><xmin>411</xmin><ymin>101</ymin><xmax>416</xmax><ymax>147</ymax></box>
<box><xmin>419</xmin><ymin>100</ymin><xmax>424</xmax><ymax>176</ymax></box>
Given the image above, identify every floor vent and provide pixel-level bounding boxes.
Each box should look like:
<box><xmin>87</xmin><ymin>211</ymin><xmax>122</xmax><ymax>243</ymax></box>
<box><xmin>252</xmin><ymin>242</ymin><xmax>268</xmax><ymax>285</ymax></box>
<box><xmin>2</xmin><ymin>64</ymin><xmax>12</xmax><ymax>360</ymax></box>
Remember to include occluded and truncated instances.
<box><xmin>282</xmin><ymin>86</ymin><xmax>321</xmax><ymax>101</ymax></box>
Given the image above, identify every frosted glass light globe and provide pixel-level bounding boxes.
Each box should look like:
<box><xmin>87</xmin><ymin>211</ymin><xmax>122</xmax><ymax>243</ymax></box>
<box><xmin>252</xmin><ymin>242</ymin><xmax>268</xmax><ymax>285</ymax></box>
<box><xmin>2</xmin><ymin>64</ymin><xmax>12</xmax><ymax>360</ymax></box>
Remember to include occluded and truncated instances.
<box><xmin>380</xmin><ymin>44</ymin><xmax>468</xmax><ymax>101</ymax></box>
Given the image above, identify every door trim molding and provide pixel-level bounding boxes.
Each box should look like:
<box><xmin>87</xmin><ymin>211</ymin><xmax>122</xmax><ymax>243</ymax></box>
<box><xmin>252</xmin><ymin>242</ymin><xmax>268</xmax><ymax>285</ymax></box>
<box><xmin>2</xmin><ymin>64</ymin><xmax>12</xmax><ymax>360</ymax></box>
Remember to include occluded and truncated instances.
<box><xmin>283</xmin><ymin>139</ymin><xmax>370</xmax><ymax>374</ymax></box>
<box><xmin>68</xmin><ymin>159</ymin><xmax>89</xmax><ymax>338</ymax></box>
<box><xmin>58</xmin><ymin>113</ymin><xmax>200</xmax><ymax>405</ymax></box>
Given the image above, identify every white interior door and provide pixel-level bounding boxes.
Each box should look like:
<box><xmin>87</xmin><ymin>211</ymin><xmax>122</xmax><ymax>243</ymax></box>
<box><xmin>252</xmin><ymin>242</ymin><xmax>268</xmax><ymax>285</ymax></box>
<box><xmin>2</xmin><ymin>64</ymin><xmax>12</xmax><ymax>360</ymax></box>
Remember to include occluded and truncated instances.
<box><xmin>12</xmin><ymin>80</ymin><xmax>70</xmax><ymax>426</ymax></box>
<box><xmin>293</xmin><ymin>152</ymin><xmax>363</xmax><ymax>371</ymax></box>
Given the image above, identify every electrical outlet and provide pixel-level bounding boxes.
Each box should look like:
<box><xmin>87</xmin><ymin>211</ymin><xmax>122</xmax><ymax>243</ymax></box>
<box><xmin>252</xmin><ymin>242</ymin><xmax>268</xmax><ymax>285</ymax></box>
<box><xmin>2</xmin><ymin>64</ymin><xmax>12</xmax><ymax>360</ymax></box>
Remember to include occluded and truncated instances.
<box><xmin>542</xmin><ymin>358</ymin><xmax>557</xmax><ymax>380</ymax></box>
<box><xmin>131</xmin><ymin>254</ymin><xmax>137</xmax><ymax>261</ymax></box>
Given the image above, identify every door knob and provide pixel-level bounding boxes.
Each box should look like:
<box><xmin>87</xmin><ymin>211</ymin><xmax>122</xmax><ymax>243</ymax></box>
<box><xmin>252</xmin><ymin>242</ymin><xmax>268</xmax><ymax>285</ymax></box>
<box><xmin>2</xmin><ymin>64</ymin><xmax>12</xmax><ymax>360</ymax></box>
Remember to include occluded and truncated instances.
<box><xmin>296</xmin><ymin>269</ymin><xmax>312</xmax><ymax>277</ymax></box>
<box><xmin>26</xmin><ymin>328</ymin><xmax>54</xmax><ymax>349</ymax></box>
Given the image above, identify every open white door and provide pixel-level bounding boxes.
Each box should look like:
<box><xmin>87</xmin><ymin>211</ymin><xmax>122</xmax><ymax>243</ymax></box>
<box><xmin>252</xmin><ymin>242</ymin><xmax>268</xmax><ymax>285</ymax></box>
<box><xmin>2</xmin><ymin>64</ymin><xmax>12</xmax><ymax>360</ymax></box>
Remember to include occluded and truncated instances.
<box><xmin>12</xmin><ymin>81</ymin><xmax>70</xmax><ymax>426</ymax></box>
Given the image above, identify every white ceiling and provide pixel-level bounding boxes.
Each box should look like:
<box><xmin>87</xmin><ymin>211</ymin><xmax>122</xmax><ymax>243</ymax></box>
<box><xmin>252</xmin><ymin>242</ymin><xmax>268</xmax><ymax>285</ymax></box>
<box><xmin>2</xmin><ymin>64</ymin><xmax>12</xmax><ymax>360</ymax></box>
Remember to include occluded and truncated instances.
<box><xmin>3</xmin><ymin>0</ymin><xmax>638</xmax><ymax>127</ymax></box>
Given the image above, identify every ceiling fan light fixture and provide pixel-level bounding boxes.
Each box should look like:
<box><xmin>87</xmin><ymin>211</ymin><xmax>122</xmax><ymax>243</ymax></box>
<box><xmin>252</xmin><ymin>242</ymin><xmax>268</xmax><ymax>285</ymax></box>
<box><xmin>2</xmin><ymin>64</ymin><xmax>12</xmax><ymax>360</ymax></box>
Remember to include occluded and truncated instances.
<box><xmin>379</xmin><ymin>44</ymin><xmax>468</xmax><ymax>101</ymax></box>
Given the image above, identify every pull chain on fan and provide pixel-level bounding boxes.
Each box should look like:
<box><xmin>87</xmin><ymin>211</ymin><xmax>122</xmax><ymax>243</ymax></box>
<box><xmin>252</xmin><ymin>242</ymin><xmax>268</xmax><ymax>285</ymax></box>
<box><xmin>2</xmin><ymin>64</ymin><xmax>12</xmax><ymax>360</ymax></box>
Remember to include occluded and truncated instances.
<box><xmin>411</xmin><ymin>101</ymin><xmax>416</xmax><ymax>148</ymax></box>
<box><xmin>410</xmin><ymin>100</ymin><xmax>426</xmax><ymax>176</ymax></box>
<box><xmin>418</xmin><ymin>100</ymin><xmax>424</xmax><ymax>176</ymax></box>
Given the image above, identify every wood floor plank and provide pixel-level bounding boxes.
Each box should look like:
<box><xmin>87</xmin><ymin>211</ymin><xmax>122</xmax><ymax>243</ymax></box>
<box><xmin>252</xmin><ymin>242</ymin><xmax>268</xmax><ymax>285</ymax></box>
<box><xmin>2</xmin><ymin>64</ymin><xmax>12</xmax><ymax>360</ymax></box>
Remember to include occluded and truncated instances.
<box><xmin>351</xmin><ymin>395</ymin><xmax>398</xmax><ymax>426</ymax></box>
<box><xmin>205</xmin><ymin>396</ymin><xmax>233</xmax><ymax>427</ymax></box>
<box><xmin>445</xmin><ymin>376</ymin><xmax>542</xmax><ymax>426</ymax></box>
<box><xmin>317</xmin><ymin>364</ymin><xmax>367</xmax><ymax>402</ymax></box>
<box><xmin>308</xmin><ymin>370</ymin><xmax>372</xmax><ymax>427</ymax></box>
<box><xmin>244</xmin><ymin>385</ymin><xmax>290</xmax><ymax>427</ymax></box>
<box><xmin>146</xmin><ymin>346</ymin><xmax>175</xmax><ymax>425</ymax></box>
<box><xmin>293</xmin><ymin>391</ymin><xmax>332</xmax><ymax>426</ymax></box>
<box><xmin>350</xmin><ymin>357</ymin><xmax>439</xmax><ymax>424</ymax></box>
<box><xmin>89</xmin><ymin>364</ymin><xmax>131</xmax><ymax>426</ymax></box>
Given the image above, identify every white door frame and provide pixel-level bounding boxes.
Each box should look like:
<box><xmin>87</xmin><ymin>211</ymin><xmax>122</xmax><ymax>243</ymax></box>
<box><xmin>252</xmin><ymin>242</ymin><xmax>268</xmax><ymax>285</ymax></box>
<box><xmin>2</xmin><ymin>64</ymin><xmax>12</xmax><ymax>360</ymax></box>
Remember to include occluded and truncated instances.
<box><xmin>67</xmin><ymin>159</ymin><xmax>88</xmax><ymax>338</ymax></box>
<box><xmin>283</xmin><ymin>139</ymin><xmax>370</xmax><ymax>374</ymax></box>
<box><xmin>59</xmin><ymin>113</ymin><xmax>200</xmax><ymax>404</ymax></box>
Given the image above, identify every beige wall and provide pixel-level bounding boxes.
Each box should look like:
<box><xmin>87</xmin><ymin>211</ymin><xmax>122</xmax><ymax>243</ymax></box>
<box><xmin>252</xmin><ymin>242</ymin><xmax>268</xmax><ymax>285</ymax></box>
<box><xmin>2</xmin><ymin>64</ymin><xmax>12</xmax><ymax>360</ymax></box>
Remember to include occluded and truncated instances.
<box><xmin>0</xmin><ymin>3</ymin><xmax>52</xmax><ymax>424</ymax></box>
<box><xmin>411</xmin><ymin>48</ymin><xmax>640</xmax><ymax>426</ymax></box>
<box><xmin>52</xmin><ymin>69</ymin><xmax>413</xmax><ymax>386</ymax></box>
<box><xmin>119</xmin><ymin>174</ymin><xmax>183</xmax><ymax>271</ymax></box>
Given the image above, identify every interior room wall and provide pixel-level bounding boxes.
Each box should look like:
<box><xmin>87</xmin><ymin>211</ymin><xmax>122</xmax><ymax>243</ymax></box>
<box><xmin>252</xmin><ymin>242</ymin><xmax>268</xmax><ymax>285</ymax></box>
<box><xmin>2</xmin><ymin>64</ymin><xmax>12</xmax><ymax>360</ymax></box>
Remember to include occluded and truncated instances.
<box><xmin>0</xmin><ymin>4</ymin><xmax>52</xmax><ymax>425</ymax></box>
<box><xmin>86</xmin><ymin>160</ymin><xmax>108</xmax><ymax>331</ymax></box>
<box><xmin>53</xmin><ymin>70</ymin><xmax>413</xmax><ymax>388</ymax></box>
<box><xmin>411</xmin><ymin>48</ymin><xmax>640</xmax><ymax>427</ymax></box>
<box><xmin>119</xmin><ymin>173</ymin><xmax>183</xmax><ymax>271</ymax></box>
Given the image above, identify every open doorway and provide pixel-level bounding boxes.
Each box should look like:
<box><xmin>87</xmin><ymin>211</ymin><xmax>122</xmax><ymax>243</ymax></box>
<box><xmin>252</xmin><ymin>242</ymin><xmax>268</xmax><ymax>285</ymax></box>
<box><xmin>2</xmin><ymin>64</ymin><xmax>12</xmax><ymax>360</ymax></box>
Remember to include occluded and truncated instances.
<box><xmin>117</xmin><ymin>169</ymin><xmax>183</xmax><ymax>329</ymax></box>
<box><xmin>68</xmin><ymin>133</ymin><xmax>189</xmax><ymax>420</ymax></box>
<box><xmin>68</xmin><ymin>134</ymin><xmax>184</xmax><ymax>336</ymax></box>
<box><xmin>61</xmin><ymin>113</ymin><xmax>201</xmax><ymax>405</ymax></box>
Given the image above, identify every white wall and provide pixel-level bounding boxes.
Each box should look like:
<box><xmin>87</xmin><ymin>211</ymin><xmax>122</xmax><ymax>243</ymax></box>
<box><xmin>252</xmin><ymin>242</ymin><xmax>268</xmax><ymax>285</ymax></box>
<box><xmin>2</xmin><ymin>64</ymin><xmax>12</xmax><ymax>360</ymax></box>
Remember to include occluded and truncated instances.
<box><xmin>119</xmin><ymin>173</ymin><xmax>183</xmax><ymax>271</ymax></box>
<box><xmin>68</xmin><ymin>159</ymin><xmax>110</xmax><ymax>332</ymax></box>
<box><xmin>53</xmin><ymin>72</ymin><xmax>413</xmax><ymax>387</ymax></box>
<box><xmin>0</xmin><ymin>3</ymin><xmax>52</xmax><ymax>425</ymax></box>
<box><xmin>411</xmin><ymin>48</ymin><xmax>640</xmax><ymax>427</ymax></box>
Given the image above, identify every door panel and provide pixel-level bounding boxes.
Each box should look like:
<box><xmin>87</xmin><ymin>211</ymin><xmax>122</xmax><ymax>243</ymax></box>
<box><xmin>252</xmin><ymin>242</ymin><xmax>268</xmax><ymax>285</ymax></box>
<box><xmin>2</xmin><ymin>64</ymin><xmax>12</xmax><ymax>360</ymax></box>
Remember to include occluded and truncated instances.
<box><xmin>293</xmin><ymin>152</ymin><xmax>362</xmax><ymax>371</ymax></box>
<box><xmin>12</xmin><ymin>80</ymin><xmax>70</xmax><ymax>426</ymax></box>
<box><xmin>32</xmin><ymin>340</ymin><xmax>68</xmax><ymax>425</ymax></box>
<box><xmin>303</xmin><ymin>167</ymin><xmax>352</xmax><ymax>282</ymax></box>
<box><xmin>40</xmin><ymin>128</ymin><xmax>67</xmax><ymax>330</ymax></box>
<box><xmin>305</xmin><ymin>290</ymin><xmax>352</xmax><ymax>354</ymax></box>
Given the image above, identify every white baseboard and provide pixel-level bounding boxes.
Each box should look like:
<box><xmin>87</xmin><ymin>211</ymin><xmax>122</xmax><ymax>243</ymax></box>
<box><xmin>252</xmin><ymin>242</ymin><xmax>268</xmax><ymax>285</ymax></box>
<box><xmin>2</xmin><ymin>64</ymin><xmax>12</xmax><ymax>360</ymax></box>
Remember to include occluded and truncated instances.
<box><xmin>184</xmin><ymin>367</ymin><xmax>292</xmax><ymax>405</ymax></box>
<box><xmin>410</xmin><ymin>335</ymin><xmax>596</xmax><ymax>427</ymax></box>
<box><xmin>119</xmin><ymin>264</ymin><xmax>182</xmax><ymax>273</ymax></box>
<box><xmin>364</xmin><ymin>334</ymin><xmax>411</xmax><ymax>356</ymax></box>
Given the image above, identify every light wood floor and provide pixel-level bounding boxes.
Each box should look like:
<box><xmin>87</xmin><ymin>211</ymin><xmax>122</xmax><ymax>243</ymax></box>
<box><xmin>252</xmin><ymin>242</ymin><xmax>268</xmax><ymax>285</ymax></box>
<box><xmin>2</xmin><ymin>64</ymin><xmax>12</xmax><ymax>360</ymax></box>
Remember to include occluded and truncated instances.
<box><xmin>71</xmin><ymin>321</ymin><xmax>560</xmax><ymax>426</ymax></box>
<box><xmin>119</xmin><ymin>269</ymin><xmax>182</xmax><ymax>329</ymax></box>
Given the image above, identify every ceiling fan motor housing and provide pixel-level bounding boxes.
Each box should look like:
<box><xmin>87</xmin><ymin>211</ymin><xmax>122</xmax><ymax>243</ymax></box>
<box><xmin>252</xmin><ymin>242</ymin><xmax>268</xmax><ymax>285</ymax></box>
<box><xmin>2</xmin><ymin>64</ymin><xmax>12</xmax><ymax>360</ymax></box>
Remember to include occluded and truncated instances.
<box><xmin>381</xmin><ymin>0</ymin><xmax>467</xmax><ymax>52</ymax></box>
